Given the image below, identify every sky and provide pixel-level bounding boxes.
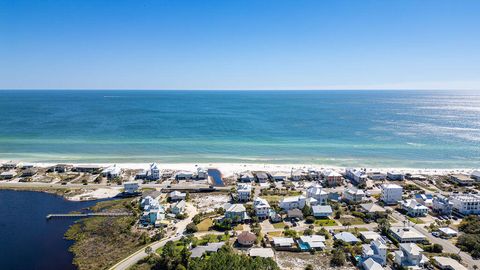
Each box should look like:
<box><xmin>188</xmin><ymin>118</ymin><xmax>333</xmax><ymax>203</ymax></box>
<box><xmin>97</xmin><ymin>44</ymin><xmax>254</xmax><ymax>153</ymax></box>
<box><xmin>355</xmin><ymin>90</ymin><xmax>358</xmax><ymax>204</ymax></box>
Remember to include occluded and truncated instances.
<box><xmin>1</xmin><ymin>0</ymin><xmax>479</xmax><ymax>90</ymax></box>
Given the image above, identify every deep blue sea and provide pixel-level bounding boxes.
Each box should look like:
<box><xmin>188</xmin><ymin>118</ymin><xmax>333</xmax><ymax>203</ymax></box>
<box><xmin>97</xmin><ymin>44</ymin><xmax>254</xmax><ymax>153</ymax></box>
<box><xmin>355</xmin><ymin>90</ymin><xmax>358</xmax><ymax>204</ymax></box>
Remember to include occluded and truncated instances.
<box><xmin>0</xmin><ymin>90</ymin><xmax>479</xmax><ymax>168</ymax></box>
<box><xmin>0</xmin><ymin>190</ymin><xmax>97</xmax><ymax>270</ymax></box>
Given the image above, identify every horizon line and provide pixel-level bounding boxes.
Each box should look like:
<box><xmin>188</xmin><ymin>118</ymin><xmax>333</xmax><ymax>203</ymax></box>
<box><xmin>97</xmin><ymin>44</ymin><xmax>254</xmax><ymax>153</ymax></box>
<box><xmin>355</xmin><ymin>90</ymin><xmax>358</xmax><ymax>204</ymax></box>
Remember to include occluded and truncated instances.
<box><xmin>1</xmin><ymin>88</ymin><xmax>479</xmax><ymax>92</ymax></box>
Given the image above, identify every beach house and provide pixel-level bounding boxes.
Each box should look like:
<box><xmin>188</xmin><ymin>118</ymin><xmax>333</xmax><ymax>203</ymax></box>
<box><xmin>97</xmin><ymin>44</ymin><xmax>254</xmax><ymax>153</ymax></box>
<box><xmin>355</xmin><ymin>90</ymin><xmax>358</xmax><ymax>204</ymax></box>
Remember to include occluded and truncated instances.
<box><xmin>450</xmin><ymin>194</ymin><xmax>480</xmax><ymax>215</ymax></box>
<box><xmin>432</xmin><ymin>256</ymin><xmax>468</xmax><ymax>270</ymax></box>
<box><xmin>279</xmin><ymin>195</ymin><xmax>306</xmax><ymax>210</ymax></box>
<box><xmin>312</xmin><ymin>205</ymin><xmax>333</xmax><ymax>218</ymax></box>
<box><xmin>73</xmin><ymin>165</ymin><xmax>102</xmax><ymax>174</ymax></box>
<box><xmin>237</xmin><ymin>183</ymin><xmax>252</xmax><ymax>202</ymax></box>
<box><xmin>471</xmin><ymin>170</ymin><xmax>480</xmax><ymax>181</ymax></box>
<box><xmin>361</xmin><ymin>258</ymin><xmax>384</xmax><ymax>270</ymax></box>
<box><xmin>171</xmin><ymin>200</ymin><xmax>186</xmax><ymax>215</ymax></box>
<box><xmin>237</xmin><ymin>231</ymin><xmax>256</xmax><ymax>246</ymax></box>
<box><xmin>387</xmin><ymin>171</ymin><xmax>404</xmax><ymax>181</ymax></box>
<box><xmin>169</xmin><ymin>191</ymin><xmax>186</xmax><ymax>202</ymax></box>
<box><xmin>271</xmin><ymin>237</ymin><xmax>295</xmax><ymax>250</ymax></box>
<box><xmin>0</xmin><ymin>171</ymin><xmax>15</xmax><ymax>180</ymax></box>
<box><xmin>380</xmin><ymin>184</ymin><xmax>403</xmax><ymax>205</ymax></box>
<box><xmin>432</xmin><ymin>195</ymin><xmax>453</xmax><ymax>216</ymax></box>
<box><xmin>450</xmin><ymin>174</ymin><xmax>475</xmax><ymax>186</ymax></box>
<box><xmin>287</xmin><ymin>209</ymin><xmax>304</xmax><ymax>220</ymax></box>
<box><xmin>389</xmin><ymin>226</ymin><xmax>426</xmax><ymax>243</ymax></box>
<box><xmin>297</xmin><ymin>235</ymin><xmax>326</xmax><ymax>251</ymax></box>
<box><xmin>291</xmin><ymin>169</ymin><xmax>306</xmax><ymax>181</ymax></box>
<box><xmin>334</xmin><ymin>232</ymin><xmax>360</xmax><ymax>244</ymax></box>
<box><xmin>271</xmin><ymin>172</ymin><xmax>288</xmax><ymax>181</ymax></box>
<box><xmin>224</xmin><ymin>203</ymin><xmax>249</xmax><ymax>222</ymax></box>
<box><xmin>401</xmin><ymin>199</ymin><xmax>428</xmax><ymax>217</ymax></box>
<box><xmin>394</xmin><ymin>243</ymin><xmax>428</xmax><ymax>269</ymax></box>
<box><xmin>249</xmin><ymin>248</ymin><xmax>274</xmax><ymax>258</ymax></box>
<box><xmin>359</xmin><ymin>203</ymin><xmax>386</xmax><ymax>215</ymax></box>
<box><xmin>343</xmin><ymin>186</ymin><xmax>366</xmax><ymax>203</ymax></box>
<box><xmin>323</xmin><ymin>170</ymin><xmax>343</xmax><ymax>187</ymax></box>
<box><xmin>147</xmin><ymin>163</ymin><xmax>161</xmax><ymax>180</ymax></box>
<box><xmin>414</xmin><ymin>193</ymin><xmax>433</xmax><ymax>207</ymax></box>
<box><xmin>368</xmin><ymin>171</ymin><xmax>386</xmax><ymax>181</ymax></box>
<box><xmin>175</xmin><ymin>171</ymin><xmax>194</xmax><ymax>180</ymax></box>
<box><xmin>1</xmin><ymin>161</ymin><xmax>17</xmax><ymax>170</ymax></box>
<box><xmin>255</xmin><ymin>172</ymin><xmax>269</xmax><ymax>183</ymax></box>
<box><xmin>306</xmin><ymin>184</ymin><xmax>328</xmax><ymax>204</ymax></box>
<box><xmin>102</xmin><ymin>164</ymin><xmax>122</xmax><ymax>179</ymax></box>
<box><xmin>195</xmin><ymin>167</ymin><xmax>208</xmax><ymax>180</ymax></box>
<box><xmin>253</xmin><ymin>197</ymin><xmax>271</xmax><ymax>219</ymax></box>
<box><xmin>239</xmin><ymin>171</ymin><xmax>254</xmax><ymax>183</ymax></box>
<box><xmin>361</xmin><ymin>238</ymin><xmax>388</xmax><ymax>266</ymax></box>
<box><xmin>123</xmin><ymin>181</ymin><xmax>139</xmax><ymax>194</ymax></box>
<box><xmin>190</xmin><ymin>242</ymin><xmax>225</xmax><ymax>259</ymax></box>
<box><xmin>345</xmin><ymin>168</ymin><xmax>368</xmax><ymax>186</ymax></box>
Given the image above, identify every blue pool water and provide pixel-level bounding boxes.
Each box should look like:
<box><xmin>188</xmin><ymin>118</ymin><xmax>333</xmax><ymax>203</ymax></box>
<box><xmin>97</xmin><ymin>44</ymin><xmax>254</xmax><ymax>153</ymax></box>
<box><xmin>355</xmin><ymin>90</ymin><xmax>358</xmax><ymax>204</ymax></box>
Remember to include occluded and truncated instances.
<box><xmin>0</xmin><ymin>90</ymin><xmax>479</xmax><ymax>168</ymax></box>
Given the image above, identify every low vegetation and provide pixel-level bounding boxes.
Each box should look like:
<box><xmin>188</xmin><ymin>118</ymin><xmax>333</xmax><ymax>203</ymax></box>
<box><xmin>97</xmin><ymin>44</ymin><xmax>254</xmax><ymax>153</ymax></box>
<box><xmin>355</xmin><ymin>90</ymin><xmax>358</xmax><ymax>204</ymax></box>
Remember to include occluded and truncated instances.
<box><xmin>456</xmin><ymin>215</ymin><xmax>480</xmax><ymax>258</ymax></box>
<box><xmin>64</xmin><ymin>199</ymin><xmax>151</xmax><ymax>270</ymax></box>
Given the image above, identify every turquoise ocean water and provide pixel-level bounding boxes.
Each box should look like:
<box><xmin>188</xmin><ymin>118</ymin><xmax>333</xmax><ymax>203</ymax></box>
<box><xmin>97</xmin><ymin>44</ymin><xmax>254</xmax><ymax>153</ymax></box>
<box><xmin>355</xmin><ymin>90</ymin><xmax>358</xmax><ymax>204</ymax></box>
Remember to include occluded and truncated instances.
<box><xmin>0</xmin><ymin>90</ymin><xmax>478</xmax><ymax>168</ymax></box>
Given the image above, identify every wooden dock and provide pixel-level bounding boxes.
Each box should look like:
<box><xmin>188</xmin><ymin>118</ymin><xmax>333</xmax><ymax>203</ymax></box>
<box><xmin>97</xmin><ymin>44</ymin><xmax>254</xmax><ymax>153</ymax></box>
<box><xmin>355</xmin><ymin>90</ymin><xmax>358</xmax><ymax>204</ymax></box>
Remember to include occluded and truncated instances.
<box><xmin>46</xmin><ymin>212</ymin><xmax>132</xmax><ymax>219</ymax></box>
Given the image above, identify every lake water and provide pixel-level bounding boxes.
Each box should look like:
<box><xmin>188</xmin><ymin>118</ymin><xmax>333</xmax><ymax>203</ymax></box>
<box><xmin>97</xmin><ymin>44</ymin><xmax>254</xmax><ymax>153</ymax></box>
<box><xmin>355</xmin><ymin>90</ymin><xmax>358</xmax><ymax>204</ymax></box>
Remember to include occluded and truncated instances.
<box><xmin>0</xmin><ymin>90</ymin><xmax>479</xmax><ymax>168</ymax></box>
<box><xmin>0</xmin><ymin>190</ymin><xmax>97</xmax><ymax>270</ymax></box>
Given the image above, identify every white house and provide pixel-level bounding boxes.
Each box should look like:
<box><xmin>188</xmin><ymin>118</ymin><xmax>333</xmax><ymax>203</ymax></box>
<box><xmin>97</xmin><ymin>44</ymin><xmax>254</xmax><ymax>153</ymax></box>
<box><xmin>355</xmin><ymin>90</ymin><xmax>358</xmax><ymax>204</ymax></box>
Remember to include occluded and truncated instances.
<box><xmin>196</xmin><ymin>167</ymin><xmax>208</xmax><ymax>179</ymax></box>
<box><xmin>291</xmin><ymin>169</ymin><xmax>305</xmax><ymax>181</ymax></box>
<box><xmin>272</xmin><ymin>237</ymin><xmax>295</xmax><ymax>249</ymax></box>
<box><xmin>414</xmin><ymin>194</ymin><xmax>434</xmax><ymax>207</ymax></box>
<box><xmin>450</xmin><ymin>194</ymin><xmax>480</xmax><ymax>215</ymax></box>
<box><xmin>148</xmin><ymin>163</ymin><xmax>161</xmax><ymax>180</ymax></box>
<box><xmin>433</xmin><ymin>256</ymin><xmax>468</xmax><ymax>270</ymax></box>
<box><xmin>345</xmin><ymin>168</ymin><xmax>368</xmax><ymax>185</ymax></box>
<box><xmin>394</xmin><ymin>243</ymin><xmax>428</xmax><ymax>269</ymax></box>
<box><xmin>362</xmin><ymin>238</ymin><xmax>388</xmax><ymax>266</ymax></box>
<box><xmin>401</xmin><ymin>199</ymin><xmax>428</xmax><ymax>217</ymax></box>
<box><xmin>169</xmin><ymin>191</ymin><xmax>186</xmax><ymax>202</ymax></box>
<box><xmin>362</xmin><ymin>258</ymin><xmax>384</xmax><ymax>270</ymax></box>
<box><xmin>387</xmin><ymin>171</ymin><xmax>404</xmax><ymax>181</ymax></box>
<box><xmin>312</xmin><ymin>205</ymin><xmax>333</xmax><ymax>218</ymax></box>
<box><xmin>102</xmin><ymin>164</ymin><xmax>122</xmax><ymax>179</ymax></box>
<box><xmin>279</xmin><ymin>195</ymin><xmax>306</xmax><ymax>210</ymax></box>
<box><xmin>389</xmin><ymin>226</ymin><xmax>426</xmax><ymax>243</ymax></box>
<box><xmin>171</xmin><ymin>200</ymin><xmax>186</xmax><ymax>215</ymax></box>
<box><xmin>343</xmin><ymin>187</ymin><xmax>366</xmax><ymax>203</ymax></box>
<box><xmin>297</xmin><ymin>235</ymin><xmax>326</xmax><ymax>251</ymax></box>
<box><xmin>368</xmin><ymin>171</ymin><xmax>386</xmax><ymax>181</ymax></box>
<box><xmin>123</xmin><ymin>181</ymin><xmax>139</xmax><ymax>194</ymax></box>
<box><xmin>237</xmin><ymin>183</ymin><xmax>252</xmax><ymax>202</ymax></box>
<box><xmin>306</xmin><ymin>184</ymin><xmax>328</xmax><ymax>204</ymax></box>
<box><xmin>253</xmin><ymin>197</ymin><xmax>271</xmax><ymax>219</ymax></box>
<box><xmin>380</xmin><ymin>184</ymin><xmax>403</xmax><ymax>205</ymax></box>
<box><xmin>438</xmin><ymin>227</ymin><xmax>457</xmax><ymax>238</ymax></box>
<box><xmin>432</xmin><ymin>195</ymin><xmax>453</xmax><ymax>216</ymax></box>
<box><xmin>334</xmin><ymin>232</ymin><xmax>360</xmax><ymax>244</ymax></box>
<box><xmin>305</xmin><ymin>197</ymin><xmax>319</xmax><ymax>207</ymax></box>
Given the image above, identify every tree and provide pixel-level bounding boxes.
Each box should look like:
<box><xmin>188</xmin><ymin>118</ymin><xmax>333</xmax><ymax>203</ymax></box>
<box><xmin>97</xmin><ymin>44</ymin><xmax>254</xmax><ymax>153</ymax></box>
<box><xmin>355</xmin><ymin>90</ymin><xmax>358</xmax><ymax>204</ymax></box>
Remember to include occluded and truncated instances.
<box><xmin>145</xmin><ymin>246</ymin><xmax>153</xmax><ymax>255</ymax></box>
<box><xmin>186</xmin><ymin>222</ymin><xmax>198</xmax><ymax>233</ymax></box>
<box><xmin>305</xmin><ymin>216</ymin><xmax>315</xmax><ymax>224</ymax></box>
<box><xmin>330</xmin><ymin>249</ymin><xmax>346</xmax><ymax>266</ymax></box>
<box><xmin>305</xmin><ymin>264</ymin><xmax>314</xmax><ymax>270</ymax></box>
<box><xmin>302</xmin><ymin>205</ymin><xmax>313</xmax><ymax>217</ymax></box>
<box><xmin>377</xmin><ymin>218</ymin><xmax>391</xmax><ymax>234</ymax></box>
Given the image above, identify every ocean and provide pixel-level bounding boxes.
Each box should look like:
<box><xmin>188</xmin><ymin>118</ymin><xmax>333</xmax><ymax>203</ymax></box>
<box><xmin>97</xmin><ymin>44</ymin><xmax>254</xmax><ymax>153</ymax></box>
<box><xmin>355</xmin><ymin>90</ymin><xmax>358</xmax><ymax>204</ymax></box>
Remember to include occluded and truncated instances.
<box><xmin>0</xmin><ymin>90</ymin><xmax>479</xmax><ymax>168</ymax></box>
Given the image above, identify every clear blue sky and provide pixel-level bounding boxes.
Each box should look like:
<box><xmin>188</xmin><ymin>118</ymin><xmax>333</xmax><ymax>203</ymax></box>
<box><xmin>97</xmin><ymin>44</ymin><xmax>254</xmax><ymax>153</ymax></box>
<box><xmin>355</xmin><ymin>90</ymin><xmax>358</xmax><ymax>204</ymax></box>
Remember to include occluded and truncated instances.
<box><xmin>1</xmin><ymin>0</ymin><xmax>479</xmax><ymax>90</ymax></box>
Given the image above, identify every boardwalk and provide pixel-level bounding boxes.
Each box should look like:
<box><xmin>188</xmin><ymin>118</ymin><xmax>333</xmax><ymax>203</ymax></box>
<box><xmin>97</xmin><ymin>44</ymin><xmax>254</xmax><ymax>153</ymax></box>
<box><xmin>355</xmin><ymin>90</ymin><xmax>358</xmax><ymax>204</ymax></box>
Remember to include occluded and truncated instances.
<box><xmin>46</xmin><ymin>212</ymin><xmax>132</xmax><ymax>219</ymax></box>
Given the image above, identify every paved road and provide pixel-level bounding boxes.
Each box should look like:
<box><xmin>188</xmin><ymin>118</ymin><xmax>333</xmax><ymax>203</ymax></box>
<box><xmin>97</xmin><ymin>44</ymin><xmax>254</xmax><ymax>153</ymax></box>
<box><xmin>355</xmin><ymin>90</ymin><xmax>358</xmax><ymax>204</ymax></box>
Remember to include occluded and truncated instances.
<box><xmin>109</xmin><ymin>203</ymin><xmax>197</xmax><ymax>270</ymax></box>
<box><xmin>390</xmin><ymin>210</ymin><xmax>479</xmax><ymax>269</ymax></box>
<box><xmin>0</xmin><ymin>181</ymin><xmax>230</xmax><ymax>191</ymax></box>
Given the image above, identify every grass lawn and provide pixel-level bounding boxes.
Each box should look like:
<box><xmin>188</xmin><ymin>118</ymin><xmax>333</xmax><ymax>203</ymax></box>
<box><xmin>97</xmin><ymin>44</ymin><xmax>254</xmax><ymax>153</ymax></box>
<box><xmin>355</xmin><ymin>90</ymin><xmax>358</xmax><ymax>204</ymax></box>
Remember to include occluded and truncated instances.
<box><xmin>333</xmin><ymin>228</ymin><xmax>368</xmax><ymax>233</ymax></box>
<box><xmin>234</xmin><ymin>224</ymin><xmax>244</xmax><ymax>231</ymax></box>
<box><xmin>407</xmin><ymin>216</ymin><xmax>425</xmax><ymax>224</ymax></box>
<box><xmin>196</xmin><ymin>234</ymin><xmax>230</xmax><ymax>246</ymax></box>
<box><xmin>197</xmin><ymin>218</ymin><xmax>213</xmax><ymax>231</ymax></box>
<box><xmin>262</xmin><ymin>195</ymin><xmax>284</xmax><ymax>203</ymax></box>
<box><xmin>314</xmin><ymin>219</ymin><xmax>337</xmax><ymax>226</ymax></box>
<box><xmin>338</xmin><ymin>217</ymin><xmax>365</xmax><ymax>225</ymax></box>
<box><xmin>272</xmin><ymin>222</ymin><xmax>286</xmax><ymax>229</ymax></box>
<box><xmin>267</xmin><ymin>231</ymin><xmax>283</xmax><ymax>237</ymax></box>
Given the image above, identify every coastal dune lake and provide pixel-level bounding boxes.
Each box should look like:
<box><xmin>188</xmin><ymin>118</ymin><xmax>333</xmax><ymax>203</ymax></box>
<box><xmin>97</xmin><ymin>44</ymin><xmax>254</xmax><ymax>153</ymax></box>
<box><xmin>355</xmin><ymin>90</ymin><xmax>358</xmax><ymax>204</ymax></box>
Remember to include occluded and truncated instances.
<box><xmin>0</xmin><ymin>190</ymin><xmax>98</xmax><ymax>270</ymax></box>
<box><xmin>0</xmin><ymin>90</ymin><xmax>479</xmax><ymax>168</ymax></box>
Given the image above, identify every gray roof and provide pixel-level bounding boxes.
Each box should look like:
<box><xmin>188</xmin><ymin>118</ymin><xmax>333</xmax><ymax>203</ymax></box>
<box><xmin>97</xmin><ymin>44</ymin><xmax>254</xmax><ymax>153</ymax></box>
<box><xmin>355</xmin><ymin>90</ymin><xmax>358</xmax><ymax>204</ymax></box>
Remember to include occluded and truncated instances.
<box><xmin>334</xmin><ymin>232</ymin><xmax>360</xmax><ymax>243</ymax></box>
<box><xmin>312</xmin><ymin>205</ymin><xmax>333</xmax><ymax>214</ymax></box>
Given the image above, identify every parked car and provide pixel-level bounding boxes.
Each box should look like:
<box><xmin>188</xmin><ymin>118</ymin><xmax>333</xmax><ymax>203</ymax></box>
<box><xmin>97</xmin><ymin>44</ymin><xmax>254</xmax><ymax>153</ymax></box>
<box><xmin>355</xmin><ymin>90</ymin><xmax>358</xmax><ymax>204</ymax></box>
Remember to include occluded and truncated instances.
<box><xmin>432</xmin><ymin>232</ymin><xmax>440</xmax><ymax>237</ymax></box>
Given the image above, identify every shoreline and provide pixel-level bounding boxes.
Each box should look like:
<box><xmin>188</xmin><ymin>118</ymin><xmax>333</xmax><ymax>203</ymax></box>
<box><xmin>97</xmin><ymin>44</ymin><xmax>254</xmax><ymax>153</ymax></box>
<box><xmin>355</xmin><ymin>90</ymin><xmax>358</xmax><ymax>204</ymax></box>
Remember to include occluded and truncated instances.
<box><xmin>1</xmin><ymin>160</ymin><xmax>476</xmax><ymax>177</ymax></box>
